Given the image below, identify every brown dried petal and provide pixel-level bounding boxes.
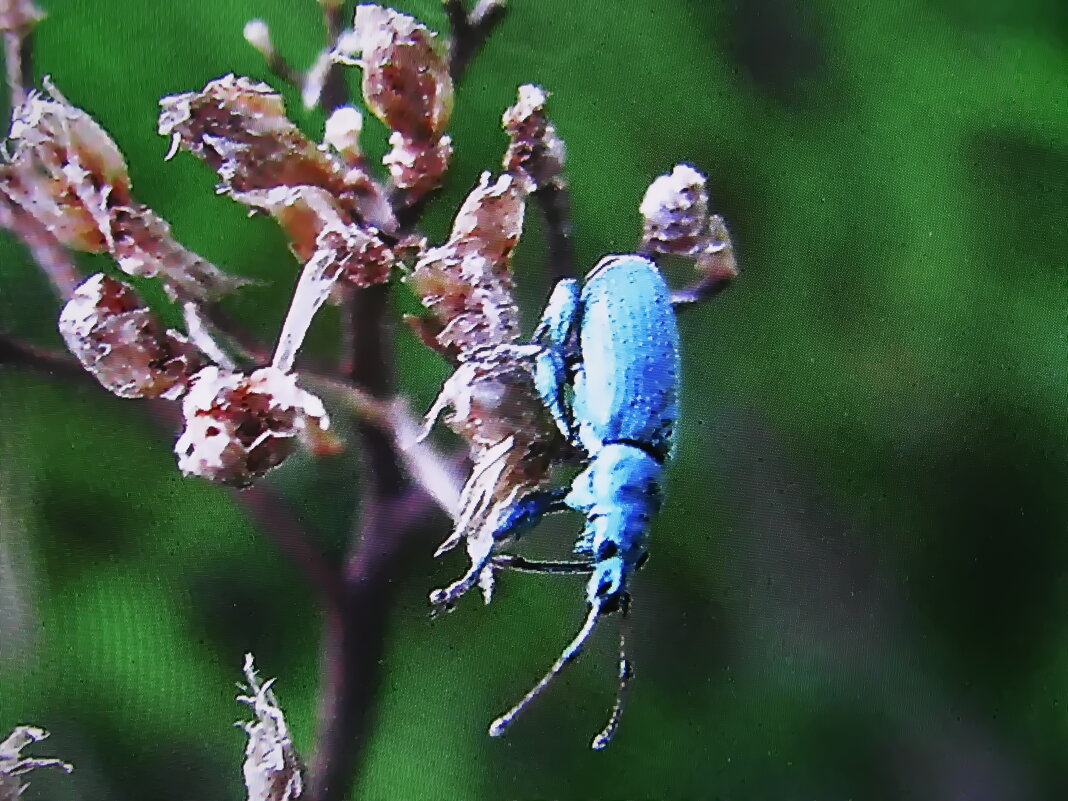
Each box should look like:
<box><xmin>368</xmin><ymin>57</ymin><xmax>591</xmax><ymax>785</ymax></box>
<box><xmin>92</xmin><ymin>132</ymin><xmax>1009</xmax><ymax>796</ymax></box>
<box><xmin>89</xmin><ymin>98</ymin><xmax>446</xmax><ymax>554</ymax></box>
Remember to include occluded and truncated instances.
<box><xmin>58</xmin><ymin>273</ymin><xmax>202</xmax><ymax>399</ymax></box>
<box><xmin>339</xmin><ymin>5</ymin><xmax>453</xmax><ymax>139</ymax></box>
<box><xmin>0</xmin><ymin>87</ymin><xmax>131</xmax><ymax>252</ymax></box>
<box><xmin>501</xmin><ymin>84</ymin><xmax>566</xmax><ymax>191</ymax></box>
<box><xmin>639</xmin><ymin>163</ymin><xmax>710</xmax><ymax>257</ymax></box>
<box><xmin>408</xmin><ymin>172</ymin><xmax>525</xmax><ymax>356</ymax></box>
<box><xmin>175</xmin><ymin>366</ymin><xmax>329</xmax><ymax>487</ymax></box>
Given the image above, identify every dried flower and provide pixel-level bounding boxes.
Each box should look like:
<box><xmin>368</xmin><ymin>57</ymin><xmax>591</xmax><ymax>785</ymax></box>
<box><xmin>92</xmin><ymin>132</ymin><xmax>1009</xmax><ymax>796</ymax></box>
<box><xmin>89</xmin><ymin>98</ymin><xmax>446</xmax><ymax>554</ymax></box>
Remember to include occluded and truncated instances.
<box><xmin>175</xmin><ymin>365</ymin><xmax>329</xmax><ymax>487</ymax></box>
<box><xmin>335</xmin><ymin>5</ymin><xmax>454</xmax><ymax>196</ymax></box>
<box><xmin>238</xmin><ymin>654</ymin><xmax>303</xmax><ymax>801</ymax></box>
<box><xmin>407</xmin><ymin>171</ymin><xmax>526</xmax><ymax>358</ymax></box>
<box><xmin>409</xmin><ymin>172</ymin><xmax>566</xmax><ymax>607</ymax></box>
<box><xmin>0</xmin><ymin>83</ymin><xmax>238</xmax><ymax>301</ymax></box>
<box><xmin>0</xmin><ymin>726</ymin><xmax>72</xmax><ymax>801</ymax></box>
<box><xmin>639</xmin><ymin>164</ymin><xmax>739</xmax><ymax>292</ymax></box>
<box><xmin>501</xmin><ymin>84</ymin><xmax>567</xmax><ymax>192</ymax></box>
<box><xmin>422</xmin><ymin>347</ymin><xmax>559</xmax><ymax>608</ymax></box>
<box><xmin>58</xmin><ymin>273</ymin><xmax>201</xmax><ymax>399</ymax></box>
<box><xmin>159</xmin><ymin>74</ymin><xmax>396</xmax><ymax>237</ymax></box>
<box><xmin>337</xmin><ymin>5</ymin><xmax>453</xmax><ymax>140</ymax></box>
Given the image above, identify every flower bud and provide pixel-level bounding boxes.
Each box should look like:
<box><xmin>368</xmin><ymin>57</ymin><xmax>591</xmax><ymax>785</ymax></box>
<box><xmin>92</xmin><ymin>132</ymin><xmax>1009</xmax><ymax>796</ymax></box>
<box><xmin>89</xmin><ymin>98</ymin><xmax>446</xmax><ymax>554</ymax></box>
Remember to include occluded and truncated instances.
<box><xmin>58</xmin><ymin>273</ymin><xmax>201</xmax><ymax>399</ymax></box>
<box><xmin>639</xmin><ymin>163</ymin><xmax>709</xmax><ymax>256</ymax></box>
<box><xmin>323</xmin><ymin>105</ymin><xmax>364</xmax><ymax>162</ymax></box>
<box><xmin>175</xmin><ymin>366</ymin><xmax>329</xmax><ymax>487</ymax></box>
<box><xmin>242</xmin><ymin>19</ymin><xmax>274</xmax><ymax>57</ymax></box>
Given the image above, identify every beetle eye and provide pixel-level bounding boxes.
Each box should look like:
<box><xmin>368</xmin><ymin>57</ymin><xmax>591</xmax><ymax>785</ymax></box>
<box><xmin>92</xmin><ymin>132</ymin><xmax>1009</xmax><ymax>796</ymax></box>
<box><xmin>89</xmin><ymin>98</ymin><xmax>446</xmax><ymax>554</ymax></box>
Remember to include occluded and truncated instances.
<box><xmin>595</xmin><ymin>540</ymin><xmax>618</xmax><ymax>560</ymax></box>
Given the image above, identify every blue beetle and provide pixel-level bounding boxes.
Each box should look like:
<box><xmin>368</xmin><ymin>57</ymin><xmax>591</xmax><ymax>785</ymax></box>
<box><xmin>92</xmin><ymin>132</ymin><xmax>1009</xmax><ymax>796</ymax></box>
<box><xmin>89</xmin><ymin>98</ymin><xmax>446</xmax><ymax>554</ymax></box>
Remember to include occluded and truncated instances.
<box><xmin>487</xmin><ymin>253</ymin><xmax>680</xmax><ymax>749</ymax></box>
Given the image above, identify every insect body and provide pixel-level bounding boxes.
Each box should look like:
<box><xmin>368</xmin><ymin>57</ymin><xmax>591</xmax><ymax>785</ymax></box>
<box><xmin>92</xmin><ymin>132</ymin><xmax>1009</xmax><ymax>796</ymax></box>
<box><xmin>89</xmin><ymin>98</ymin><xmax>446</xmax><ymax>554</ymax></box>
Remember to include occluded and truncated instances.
<box><xmin>488</xmin><ymin>254</ymin><xmax>680</xmax><ymax>748</ymax></box>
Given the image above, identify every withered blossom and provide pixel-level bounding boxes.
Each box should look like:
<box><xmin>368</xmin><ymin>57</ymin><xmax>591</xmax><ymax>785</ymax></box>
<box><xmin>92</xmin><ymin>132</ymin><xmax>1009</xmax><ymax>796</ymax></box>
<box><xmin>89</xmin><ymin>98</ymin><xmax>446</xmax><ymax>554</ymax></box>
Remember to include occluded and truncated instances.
<box><xmin>409</xmin><ymin>172</ymin><xmax>562</xmax><ymax>607</ymax></box>
<box><xmin>407</xmin><ymin>171</ymin><xmax>526</xmax><ymax>357</ymax></box>
<box><xmin>0</xmin><ymin>726</ymin><xmax>72</xmax><ymax>801</ymax></box>
<box><xmin>237</xmin><ymin>654</ymin><xmax>303</xmax><ymax>801</ymax></box>
<box><xmin>58</xmin><ymin>273</ymin><xmax>201</xmax><ymax>399</ymax></box>
<box><xmin>422</xmin><ymin>347</ymin><xmax>559</xmax><ymax>607</ymax></box>
<box><xmin>0</xmin><ymin>84</ymin><xmax>237</xmax><ymax>301</ymax></box>
<box><xmin>335</xmin><ymin>5</ymin><xmax>454</xmax><ymax>196</ymax></box>
<box><xmin>175</xmin><ymin>365</ymin><xmax>329</xmax><ymax>487</ymax></box>
<box><xmin>501</xmin><ymin>84</ymin><xmax>567</xmax><ymax>192</ymax></box>
<box><xmin>158</xmin><ymin>74</ymin><xmax>397</xmax><ymax>259</ymax></box>
<box><xmin>639</xmin><ymin>163</ymin><xmax>738</xmax><ymax>282</ymax></box>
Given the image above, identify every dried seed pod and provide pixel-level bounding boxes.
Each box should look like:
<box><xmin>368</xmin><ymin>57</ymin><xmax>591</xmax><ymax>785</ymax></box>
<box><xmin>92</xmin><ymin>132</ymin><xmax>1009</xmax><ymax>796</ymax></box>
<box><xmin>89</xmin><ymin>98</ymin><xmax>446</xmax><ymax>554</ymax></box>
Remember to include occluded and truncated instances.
<box><xmin>407</xmin><ymin>172</ymin><xmax>526</xmax><ymax>357</ymax></box>
<box><xmin>337</xmin><ymin>5</ymin><xmax>453</xmax><ymax>140</ymax></box>
<box><xmin>638</xmin><ymin>163</ymin><xmax>709</xmax><ymax>257</ymax></box>
<box><xmin>238</xmin><ymin>655</ymin><xmax>303</xmax><ymax>801</ymax></box>
<box><xmin>58</xmin><ymin>273</ymin><xmax>201</xmax><ymax>399</ymax></box>
<box><xmin>501</xmin><ymin>84</ymin><xmax>567</xmax><ymax>192</ymax></box>
<box><xmin>0</xmin><ymin>726</ymin><xmax>73</xmax><ymax>801</ymax></box>
<box><xmin>175</xmin><ymin>365</ymin><xmax>329</xmax><ymax>487</ymax></box>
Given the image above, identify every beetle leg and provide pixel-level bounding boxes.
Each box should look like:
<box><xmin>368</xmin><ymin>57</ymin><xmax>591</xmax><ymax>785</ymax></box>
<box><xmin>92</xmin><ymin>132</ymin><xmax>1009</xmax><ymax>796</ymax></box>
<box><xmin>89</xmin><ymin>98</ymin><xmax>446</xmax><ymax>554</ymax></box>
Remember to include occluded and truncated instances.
<box><xmin>491</xmin><ymin>554</ymin><xmax>595</xmax><ymax>574</ymax></box>
<box><xmin>491</xmin><ymin>487</ymin><xmax>570</xmax><ymax>541</ymax></box>
<box><xmin>533</xmin><ymin>278</ymin><xmax>580</xmax><ymax>348</ymax></box>
<box><xmin>534</xmin><ymin>347</ymin><xmax>577</xmax><ymax>442</ymax></box>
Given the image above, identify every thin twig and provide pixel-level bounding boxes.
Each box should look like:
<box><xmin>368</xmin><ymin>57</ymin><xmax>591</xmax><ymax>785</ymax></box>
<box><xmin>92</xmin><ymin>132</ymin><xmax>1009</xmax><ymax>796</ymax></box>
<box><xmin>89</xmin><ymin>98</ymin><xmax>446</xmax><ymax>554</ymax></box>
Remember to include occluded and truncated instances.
<box><xmin>533</xmin><ymin>183</ymin><xmax>575</xmax><ymax>282</ymax></box>
<box><xmin>671</xmin><ymin>274</ymin><xmax>735</xmax><ymax>309</ymax></box>
<box><xmin>317</xmin><ymin>0</ymin><xmax>349</xmax><ymax>114</ymax></box>
<box><xmin>307</xmin><ymin>285</ymin><xmax>440</xmax><ymax>801</ymax></box>
<box><xmin>444</xmin><ymin>0</ymin><xmax>508</xmax><ymax>82</ymax></box>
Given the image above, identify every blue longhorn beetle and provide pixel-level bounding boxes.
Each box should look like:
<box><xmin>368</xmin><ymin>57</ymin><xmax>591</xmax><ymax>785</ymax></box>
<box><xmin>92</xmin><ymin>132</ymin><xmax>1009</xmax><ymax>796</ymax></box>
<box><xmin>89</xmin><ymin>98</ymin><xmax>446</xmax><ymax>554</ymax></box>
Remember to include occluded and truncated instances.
<box><xmin>487</xmin><ymin>253</ymin><xmax>679</xmax><ymax>749</ymax></box>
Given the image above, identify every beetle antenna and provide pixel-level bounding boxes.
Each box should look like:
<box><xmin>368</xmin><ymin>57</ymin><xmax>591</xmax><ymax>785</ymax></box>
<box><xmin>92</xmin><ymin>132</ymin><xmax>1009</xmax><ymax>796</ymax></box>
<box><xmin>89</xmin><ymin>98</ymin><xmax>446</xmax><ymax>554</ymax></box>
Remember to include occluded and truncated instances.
<box><xmin>489</xmin><ymin>599</ymin><xmax>603</xmax><ymax>738</ymax></box>
<box><xmin>591</xmin><ymin>594</ymin><xmax>632</xmax><ymax>749</ymax></box>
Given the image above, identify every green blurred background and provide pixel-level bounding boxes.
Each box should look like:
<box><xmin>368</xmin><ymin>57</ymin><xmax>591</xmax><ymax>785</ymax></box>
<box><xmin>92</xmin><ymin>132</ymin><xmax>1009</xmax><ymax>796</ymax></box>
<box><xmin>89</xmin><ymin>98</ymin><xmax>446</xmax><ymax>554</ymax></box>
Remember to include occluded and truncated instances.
<box><xmin>1</xmin><ymin>0</ymin><xmax>1065</xmax><ymax>798</ymax></box>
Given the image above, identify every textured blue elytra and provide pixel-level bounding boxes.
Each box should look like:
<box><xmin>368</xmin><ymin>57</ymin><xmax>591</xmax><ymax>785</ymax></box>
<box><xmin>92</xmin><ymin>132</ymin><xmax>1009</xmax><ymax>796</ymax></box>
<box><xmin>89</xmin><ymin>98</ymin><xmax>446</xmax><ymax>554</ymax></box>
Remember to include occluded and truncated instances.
<box><xmin>489</xmin><ymin>254</ymin><xmax>680</xmax><ymax>748</ymax></box>
<box><xmin>572</xmin><ymin>255</ymin><xmax>680</xmax><ymax>459</ymax></box>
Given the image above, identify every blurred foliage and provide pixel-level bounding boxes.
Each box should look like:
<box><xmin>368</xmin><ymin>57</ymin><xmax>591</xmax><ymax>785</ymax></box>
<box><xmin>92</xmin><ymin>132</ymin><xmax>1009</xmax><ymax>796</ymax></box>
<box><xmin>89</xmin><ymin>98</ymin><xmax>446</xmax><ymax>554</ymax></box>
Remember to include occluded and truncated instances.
<box><xmin>1</xmin><ymin>0</ymin><xmax>1066</xmax><ymax>799</ymax></box>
